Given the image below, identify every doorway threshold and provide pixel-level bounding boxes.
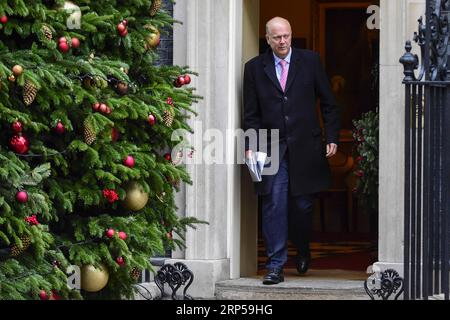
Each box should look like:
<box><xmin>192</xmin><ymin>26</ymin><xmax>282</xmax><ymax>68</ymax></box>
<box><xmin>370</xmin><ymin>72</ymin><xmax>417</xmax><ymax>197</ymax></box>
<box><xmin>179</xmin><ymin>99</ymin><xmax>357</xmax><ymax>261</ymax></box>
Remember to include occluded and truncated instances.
<box><xmin>215</xmin><ymin>269</ymin><xmax>369</xmax><ymax>300</ymax></box>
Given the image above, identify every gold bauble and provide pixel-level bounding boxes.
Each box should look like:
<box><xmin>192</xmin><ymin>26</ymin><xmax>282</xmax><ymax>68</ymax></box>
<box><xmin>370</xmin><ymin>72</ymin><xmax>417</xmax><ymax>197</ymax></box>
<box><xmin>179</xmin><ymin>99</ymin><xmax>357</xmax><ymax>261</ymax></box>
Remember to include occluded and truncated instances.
<box><xmin>123</xmin><ymin>181</ymin><xmax>149</xmax><ymax>211</ymax></box>
<box><xmin>12</xmin><ymin>65</ymin><xmax>24</xmax><ymax>76</ymax></box>
<box><xmin>80</xmin><ymin>264</ymin><xmax>109</xmax><ymax>292</ymax></box>
<box><xmin>143</xmin><ymin>25</ymin><xmax>160</xmax><ymax>50</ymax></box>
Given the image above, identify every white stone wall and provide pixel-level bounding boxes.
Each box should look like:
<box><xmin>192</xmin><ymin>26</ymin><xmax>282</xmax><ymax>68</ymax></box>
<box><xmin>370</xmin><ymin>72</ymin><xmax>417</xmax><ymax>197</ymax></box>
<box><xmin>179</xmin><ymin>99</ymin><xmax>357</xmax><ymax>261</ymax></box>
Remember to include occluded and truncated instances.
<box><xmin>377</xmin><ymin>0</ymin><xmax>425</xmax><ymax>273</ymax></box>
<box><xmin>172</xmin><ymin>0</ymin><xmax>244</xmax><ymax>298</ymax></box>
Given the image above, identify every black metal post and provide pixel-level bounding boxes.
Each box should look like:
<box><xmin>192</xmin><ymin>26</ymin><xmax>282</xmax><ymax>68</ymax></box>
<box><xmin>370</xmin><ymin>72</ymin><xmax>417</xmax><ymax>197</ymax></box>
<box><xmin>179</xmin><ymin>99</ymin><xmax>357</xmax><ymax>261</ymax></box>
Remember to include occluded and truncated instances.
<box><xmin>404</xmin><ymin>82</ymin><xmax>412</xmax><ymax>300</ymax></box>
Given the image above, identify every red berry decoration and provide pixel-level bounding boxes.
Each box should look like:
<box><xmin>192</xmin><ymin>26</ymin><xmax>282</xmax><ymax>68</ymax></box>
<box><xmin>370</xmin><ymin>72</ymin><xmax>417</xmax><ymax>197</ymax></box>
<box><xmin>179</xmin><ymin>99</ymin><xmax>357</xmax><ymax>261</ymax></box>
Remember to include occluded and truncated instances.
<box><xmin>166</xmin><ymin>97</ymin><xmax>173</xmax><ymax>105</ymax></box>
<box><xmin>58</xmin><ymin>41</ymin><xmax>70</xmax><ymax>53</ymax></box>
<box><xmin>111</xmin><ymin>127</ymin><xmax>120</xmax><ymax>142</ymax></box>
<box><xmin>0</xmin><ymin>15</ymin><xmax>8</xmax><ymax>24</ymax></box>
<box><xmin>12</xmin><ymin>121</ymin><xmax>23</xmax><ymax>133</ymax></box>
<box><xmin>173</xmin><ymin>80</ymin><xmax>182</xmax><ymax>88</ymax></box>
<box><xmin>39</xmin><ymin>290</ymin><xmax>48</xmax><ymax>300</ymax></box>
<box><xmin>10</xmin><ymin>135</ymin><xmax>30</xmax><ymax>154</ymax></box>
<box><xmin>123</xmin><ymin>155</ymin><xmax>135</xmax><ymax>168</ymax></box>
<box><xmin>102</xmin><ymin>189</ymin><xmax>119</xmax><ymax>204</ymax></box>
<box><xmin>122</xmin><ymin>19</ymin><xmax>128</xmax><ymax>26</ymax></box>
<box><xmin>118</xmin><ymin>231</ymin><xmax>127</xmax><ymax>240</ymax></box>
<box><xmin>54</xmin><ymin>121</ymin><xmax>65</xmax><ymax>134</ymax></box>
<box><xmin>71</xmin><ymin>37</ymin><xmax>80</xmax><ymax>49</ymax></box>
<box><xmin>116</xmin><ymin>256</ymin><xmax>125</xmax><ymax>266</ymax></box>
<box><xmin>105</xmin><ymin>228</ymin><xmax>115</xmax><ymax>238</ymax></box>
<box><xmin>184</xmin><ymin>74</ymin><xmax>191</xmax><ymax>84</ymax></box>
<box><xmin>148</xmin><ymin>114</ymin><xmax>156</xmax><ymax>126</ymax></box>
<box><xmin>105</xmin><ymin>106</ymin><xmax>112</xmax><ymax>115</ymax></box>
<box><xmin>58</xmin><ymin>36</ymin><xmax>67</xmax><ymax>43</ymax></box>
<box><xmin>16</xmin><ymin>191</ymin><xmax>28</xmax><ymax>203</ymax></box>
<box><xmin>25</xmin><ymin>215</ymin><xmax>39</xmax><ymax>226</ymax></box>
<box><xmin>164</xmin><ymin>153</ymin><xmax>171</xmax><ymax>161</ymax></box>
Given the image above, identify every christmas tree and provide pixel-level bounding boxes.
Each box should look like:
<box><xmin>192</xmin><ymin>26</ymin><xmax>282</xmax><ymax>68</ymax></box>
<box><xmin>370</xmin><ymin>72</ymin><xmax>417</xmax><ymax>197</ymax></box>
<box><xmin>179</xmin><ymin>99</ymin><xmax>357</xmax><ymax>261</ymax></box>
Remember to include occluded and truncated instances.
<box><xmin>0</xmin><ymin>0</ymin><xmax>200</xmax><ymax>300</ymax></box>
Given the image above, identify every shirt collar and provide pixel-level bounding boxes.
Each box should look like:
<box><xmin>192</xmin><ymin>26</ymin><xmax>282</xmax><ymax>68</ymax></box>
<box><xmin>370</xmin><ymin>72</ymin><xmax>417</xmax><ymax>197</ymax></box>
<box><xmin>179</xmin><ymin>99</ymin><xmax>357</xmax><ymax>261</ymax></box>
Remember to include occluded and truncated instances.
<box><xmin>273</xmin><ymin>48</ymin><xmax>292</xmax><ymax>66</ymax></box>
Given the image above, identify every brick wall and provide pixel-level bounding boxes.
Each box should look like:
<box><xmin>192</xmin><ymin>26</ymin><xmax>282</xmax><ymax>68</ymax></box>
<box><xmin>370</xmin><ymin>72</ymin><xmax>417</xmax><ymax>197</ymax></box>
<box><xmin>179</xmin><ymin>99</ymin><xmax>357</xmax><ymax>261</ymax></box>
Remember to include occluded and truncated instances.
<box><xmin>156</xmin><ymin>1</ymin><xmax>173</xmax><ymax>66</ymax></box>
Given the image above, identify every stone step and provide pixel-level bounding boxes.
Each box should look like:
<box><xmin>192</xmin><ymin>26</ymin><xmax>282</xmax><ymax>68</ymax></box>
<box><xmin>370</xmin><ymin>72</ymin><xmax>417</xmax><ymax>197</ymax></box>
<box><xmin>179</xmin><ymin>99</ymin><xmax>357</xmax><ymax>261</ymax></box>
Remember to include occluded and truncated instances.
<box><xmin>215</xmin><ymin>269</ymin><xmax>370</xmax><ymax>300</ymax></box>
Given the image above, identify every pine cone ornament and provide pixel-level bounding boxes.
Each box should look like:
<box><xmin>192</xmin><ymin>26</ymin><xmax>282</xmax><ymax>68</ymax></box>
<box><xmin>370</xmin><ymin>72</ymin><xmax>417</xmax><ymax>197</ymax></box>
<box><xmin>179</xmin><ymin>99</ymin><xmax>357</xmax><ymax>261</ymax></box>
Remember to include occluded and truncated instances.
<box><xmin>83</xmin><ymin>119</ymin><xmax>96</xmax><ymax>145</ymax></box>
<box><xmin>41</xmin><ymin>24</ymin><xmax>53</xmax><ymax>41</ymax></box>
<box><xmin>163</xmin><ymin>106</ymin><xmax>175</xmax><ymax>127</ymax></box>
<box><xmin>130</xmin><ymin>267</ymin><xmax>142</xmax><ymax>281</ymax></box>
<box><xmin>23</xmin><ymin>80</ymin><xmax>37</xmax><ymax>106</ymax></box>
<box><xmin>149</xmin><ymin>0</ymin><xmax>162</xmax><ymax>16</ymax></box>
<box><xmin>10</xmin><ymin>235</ymin><xmax>31</xmax><ymax>257</ymax></box>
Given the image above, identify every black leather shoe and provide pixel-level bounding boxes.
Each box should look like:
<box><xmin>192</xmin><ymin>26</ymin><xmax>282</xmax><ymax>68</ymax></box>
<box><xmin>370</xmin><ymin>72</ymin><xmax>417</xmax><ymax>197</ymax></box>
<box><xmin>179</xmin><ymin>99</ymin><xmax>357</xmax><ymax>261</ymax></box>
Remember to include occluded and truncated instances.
<box><xmin>296</xmin><ymin>256</ymin><xmax>310</xmax><ymax>275</ymax></box>
<box><xmin>262</xmin><ymin>269</ymin><xmax>284</xmax><ymax>285</ymax></box>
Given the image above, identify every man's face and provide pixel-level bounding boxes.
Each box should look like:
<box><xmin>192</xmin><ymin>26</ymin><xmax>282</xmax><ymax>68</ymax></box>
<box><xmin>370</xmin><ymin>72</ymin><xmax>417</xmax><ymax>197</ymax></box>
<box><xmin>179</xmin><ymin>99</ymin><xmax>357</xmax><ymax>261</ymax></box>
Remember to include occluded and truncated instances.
<box><xmin>266</xmin><ymin>22</ymin><xmax>292</xmax><ymax>59</ymax></box>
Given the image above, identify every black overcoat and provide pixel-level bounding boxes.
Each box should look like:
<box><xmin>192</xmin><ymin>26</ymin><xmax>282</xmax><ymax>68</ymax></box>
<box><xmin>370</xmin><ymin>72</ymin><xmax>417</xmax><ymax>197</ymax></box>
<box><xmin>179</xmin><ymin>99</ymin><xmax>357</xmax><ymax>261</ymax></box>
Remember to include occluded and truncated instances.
<box><xmin>243</xmin><ymin>48</ymin><xmax>340</xmax><ymax>196</ymax></box>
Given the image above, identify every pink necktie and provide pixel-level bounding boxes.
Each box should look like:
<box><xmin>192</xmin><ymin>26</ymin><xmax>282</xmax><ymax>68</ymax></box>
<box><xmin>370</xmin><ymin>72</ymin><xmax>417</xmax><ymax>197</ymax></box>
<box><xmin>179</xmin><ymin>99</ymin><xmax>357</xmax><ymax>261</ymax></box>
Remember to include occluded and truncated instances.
<box><xmin>279</xmin><ymin>59</ymin><xmax>288</xmax><ymax>92</ymax></box>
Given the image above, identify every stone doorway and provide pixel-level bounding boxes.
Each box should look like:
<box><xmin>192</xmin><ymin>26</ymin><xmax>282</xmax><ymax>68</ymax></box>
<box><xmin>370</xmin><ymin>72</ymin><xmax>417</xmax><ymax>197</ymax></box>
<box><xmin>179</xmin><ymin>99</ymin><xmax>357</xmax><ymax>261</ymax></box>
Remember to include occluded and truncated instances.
<box><xmin>241</xmin><ymin>0</ymin><xmax>380</xmax><ymax>277</ymax></box>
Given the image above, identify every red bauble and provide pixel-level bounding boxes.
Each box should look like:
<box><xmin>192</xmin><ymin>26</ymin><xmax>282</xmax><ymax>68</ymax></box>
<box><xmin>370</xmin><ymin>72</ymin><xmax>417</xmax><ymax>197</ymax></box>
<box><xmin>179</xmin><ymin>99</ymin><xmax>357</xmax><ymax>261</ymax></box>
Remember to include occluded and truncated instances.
<box><xmin>54</xmin><ymin>121</ymin><xmax>65</xmax><ymax>134</ymax></box>
<box><xmin>58</xmin><ymin>41</ymin><xmax>70</xmax><ymax>53</ymax></box>
<box><xmin>118</xmin><ymin>231</ymin><xmax>127</xmax><ymax>240</ymax></box>
<box><xmin>105</xmin><ymin>228</ymin><xmax>115</xmax><ymax>238</ymax></box>
<box><xmin>0</xmin><ymin>15</ymin><xmax>8</xmax><ymax>24</ymax></box>
<box><xmin>119</xmin><ymin>29</ymin><xmax>128</xmax><ymax>37</ymax></box>
<box><xmin>58</xmin><ymin>36</ymin><xmax>67</xmax><ymax>43</ymax></box>
<box><xmin>99</xmin><ymin>103</ymin><xmax>108</xmax><ymax>114</ymax></box>
<box><xmin>177</xmin><ymin>76</ymin><xmax>185</xmax><ymax>86</ymax></box>
<box><xmin>183</xmin><ymin>74</ymin><xmax>191</xmax><ymax>84</ymax></box>
<box><xmin>164</xmin><ymin>153</ymin><xmax>171</xmax><ymax>161</ymax></box>
<box><xmin>105</xmin><ymin>106</ymin><xmax>112</xmax><ymax>115</ymax></box>
<box><xmin>49</xmin><ymin>290</ymin><xmax>61</xmax><ymax>300</ymax></box>
<box><xmin>117</xmin><ymin>23</ymin><xmax>126</xmax><ymax>33</ymax></box>
<box><xmin>123</xmin><ymin>155</ymin><xmax>135</xmax><ymax>168</ymax></box>
<box><xmin>71</xmin><ymin>37</ymin><xmax>80</xmax><ymax>49</ymax></box>
<box><xmin>116</xmin><ymin>256</ymin><xmax>125</xmax><ymax>266</ymax></box>
<box><xmin>111</xmin><ymin>127</ymin><xmax>120</xmax><ymax>142</ymax></box>
<box><xmin>39</xmin><ymin>290</ymin><xmax>48</xmax><ymax>300</ymax></box>
<box><xmin>173</xmin><ymin>80</ymin><xmax>182</xmax><ymax>88</ymax></box>
<box><xmin>122</xmin><ymin>19</ymin><xmax>128</xmax><ymax>26</ymax></box>
<box><xmin>12</xmin><ymin>121</ymin><xmax>23</xmax><ymax>133</ymax></box>
<box><xmin>148</xmin><ymin>114</ymin><xmax>156</xmax><ymax>126</ymax></box>
<box><xmin>92</xmin><ymin>102</ymin><xmax>100</xmax><ymax>111</ymax></box>
<box><xmin>16</xmin><ymin>191</ymin><xmax>28</xmax><ymax>203</ymax></box>
<box><xmin>10</xmin><ymin>135</ymin><xmax>30</xmax><ymax>154</ymax></box>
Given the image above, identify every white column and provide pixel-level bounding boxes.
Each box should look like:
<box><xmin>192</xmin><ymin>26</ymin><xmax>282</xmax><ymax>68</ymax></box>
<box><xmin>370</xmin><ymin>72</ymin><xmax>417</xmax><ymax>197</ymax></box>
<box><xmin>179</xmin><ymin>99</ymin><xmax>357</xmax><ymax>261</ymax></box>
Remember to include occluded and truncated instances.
<box><xmin>171</xmin><ymin>0</ymin><xmax>243</xmax><ymax>298</ymax></box>
<box><xmin>376</xmin><ymin>0</ymin><xmax>425</xmax><ymax>274</ymax></box>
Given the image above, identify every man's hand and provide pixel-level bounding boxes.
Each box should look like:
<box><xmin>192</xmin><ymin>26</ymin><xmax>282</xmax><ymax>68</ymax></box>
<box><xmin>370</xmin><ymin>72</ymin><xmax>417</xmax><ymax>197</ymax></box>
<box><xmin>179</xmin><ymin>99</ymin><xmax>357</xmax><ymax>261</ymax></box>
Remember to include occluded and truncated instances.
<box><xmin>326</xmin><ymin>143</ymin><xmax>338</xmax><ymax>158</ymax></box>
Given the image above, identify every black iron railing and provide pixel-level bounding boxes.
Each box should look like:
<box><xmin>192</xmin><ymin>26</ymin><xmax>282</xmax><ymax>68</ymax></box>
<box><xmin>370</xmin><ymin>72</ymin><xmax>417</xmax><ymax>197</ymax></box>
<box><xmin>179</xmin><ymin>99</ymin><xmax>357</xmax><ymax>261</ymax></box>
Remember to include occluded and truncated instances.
<box><xmin>400</xmin><ymin>0</ymin><xmax>450</xmax><ymax>300</ymax></box>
